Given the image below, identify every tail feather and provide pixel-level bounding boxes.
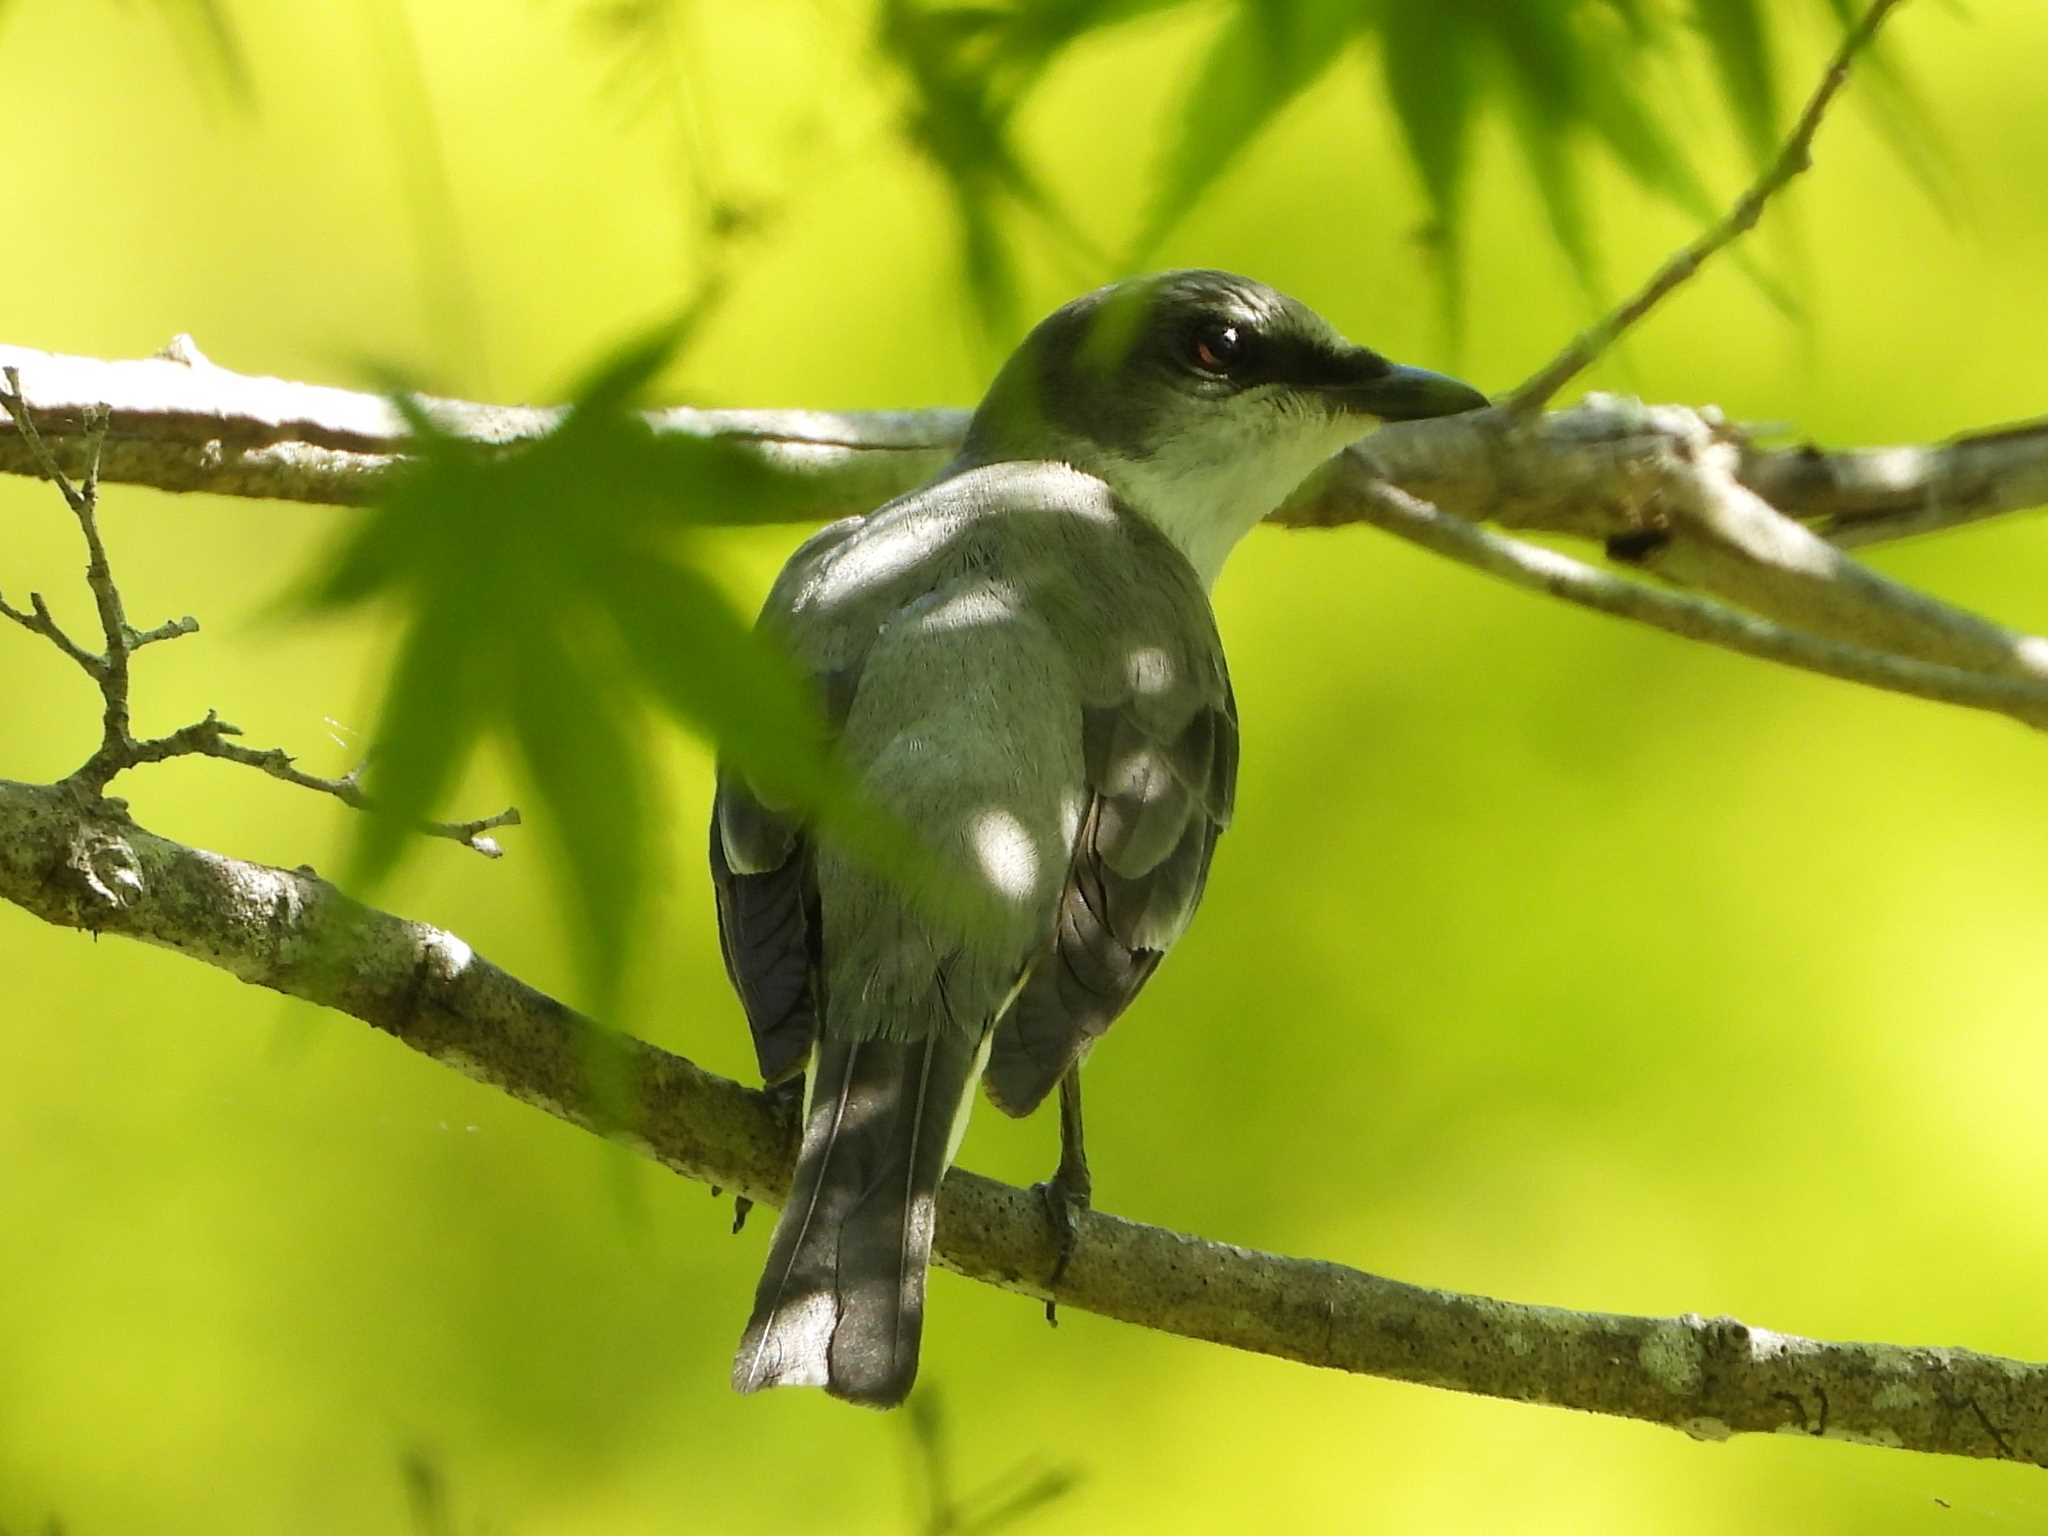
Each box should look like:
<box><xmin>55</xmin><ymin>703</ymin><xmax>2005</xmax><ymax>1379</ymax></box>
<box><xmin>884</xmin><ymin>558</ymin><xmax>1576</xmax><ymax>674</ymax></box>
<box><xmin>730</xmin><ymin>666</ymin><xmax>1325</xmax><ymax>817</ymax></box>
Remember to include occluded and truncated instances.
<box><xmin>734</xmin><ymin>1031</ymin><xmax>985</xmax><ymax>1407</ymax></box>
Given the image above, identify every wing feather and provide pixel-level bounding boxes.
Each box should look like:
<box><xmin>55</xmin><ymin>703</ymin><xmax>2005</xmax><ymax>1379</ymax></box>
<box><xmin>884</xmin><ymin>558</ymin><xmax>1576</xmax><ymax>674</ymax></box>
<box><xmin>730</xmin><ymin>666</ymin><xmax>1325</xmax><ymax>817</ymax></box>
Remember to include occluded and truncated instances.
<box><xmin>984</xmin><ymin>676</ymin><xmax>1236</xmax><ymax>1117</ymax></box>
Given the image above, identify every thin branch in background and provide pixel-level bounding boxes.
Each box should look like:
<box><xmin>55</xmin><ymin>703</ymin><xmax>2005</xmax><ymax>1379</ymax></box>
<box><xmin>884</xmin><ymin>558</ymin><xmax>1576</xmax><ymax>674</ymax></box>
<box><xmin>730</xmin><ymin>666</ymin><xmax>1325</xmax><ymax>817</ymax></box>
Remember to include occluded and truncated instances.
<box><xmin>361</xmin><ymin>0</ymin><xmax>494</xmax><ymax>392</ymax></box>
<box><xmin>0</xmin><ymin>371</ymin><xmax>518</xmax><ymax>857</ymax></box>
<box><xmin>1331</xmin><ymin>470</ymin><xmax>2048</xmax><ymax>732</ymax></box>
<box><xmin>1505</xmin><ymin>0</ymin><xmax>1911</xmax><ymax>413</ymax></box>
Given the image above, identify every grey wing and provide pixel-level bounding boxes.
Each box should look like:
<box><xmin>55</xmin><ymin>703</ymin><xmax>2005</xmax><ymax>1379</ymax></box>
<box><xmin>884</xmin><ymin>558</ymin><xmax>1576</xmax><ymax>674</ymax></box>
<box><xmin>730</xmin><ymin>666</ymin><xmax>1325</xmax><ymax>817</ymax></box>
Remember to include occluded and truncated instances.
<box><xmin>709</xmin><ymin>658</ymin><xmax>869</xmax><ymax>1083</ymax></box>
<box><xmin>983</xmin><ymin>674</ymin><xmax>1238</xmax><ymax>1117</ymax></box>
<box><xmin>709</xmin><ymin>513</ymin><xmax>868</xmax><ymax>1086</ymax></box>
<box><xmin>708</xmin><ymin>776</ymin><xmax>818</xmax><ymax>1084</ymax></box>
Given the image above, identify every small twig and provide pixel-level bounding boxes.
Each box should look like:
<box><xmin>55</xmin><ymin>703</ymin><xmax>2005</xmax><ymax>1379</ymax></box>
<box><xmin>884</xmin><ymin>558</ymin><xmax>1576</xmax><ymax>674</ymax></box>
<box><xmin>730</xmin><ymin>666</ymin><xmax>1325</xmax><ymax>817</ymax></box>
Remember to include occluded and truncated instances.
<box><xmin>3</xmin><ymin>371</ymin><xmax>137</xmax><ymax>763</ymax></box>
<box><xmin>0</xmin><ymin>589</ymin><xmax>106</xmax><ymax>678</ymax></box>
<box><xmin>122</xmin><ymin>709</ymin><xmax>522</xmax><ymax>857</ymax></box>
<box><xmin>2</xmin><ymin>374</ymin><xmax>517</xmax><ymax>858</ymax></box>
<box><xmin>0</xmin><ymin>364</ymin><xmax>89</xmax><ymax>512</ymax></box>
<box><xmin>1504</xmin><ymin>0</ymin><xmax>1911</xmax><ymax>413</ymax></box>
<box><xmin>127</xmin><ymin>613</ymin><xmax>201</xmax><ymax>650</ymax></box>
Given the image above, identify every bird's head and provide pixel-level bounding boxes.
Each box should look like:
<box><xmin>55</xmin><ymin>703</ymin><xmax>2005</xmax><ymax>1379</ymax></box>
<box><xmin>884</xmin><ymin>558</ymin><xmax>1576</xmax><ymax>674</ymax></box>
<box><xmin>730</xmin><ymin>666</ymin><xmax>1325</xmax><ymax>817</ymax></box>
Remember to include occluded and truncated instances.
<box><xmin>958</xmin><ymin>269</ymin><xmax>1488</xmax><ymax>585</ymax></box>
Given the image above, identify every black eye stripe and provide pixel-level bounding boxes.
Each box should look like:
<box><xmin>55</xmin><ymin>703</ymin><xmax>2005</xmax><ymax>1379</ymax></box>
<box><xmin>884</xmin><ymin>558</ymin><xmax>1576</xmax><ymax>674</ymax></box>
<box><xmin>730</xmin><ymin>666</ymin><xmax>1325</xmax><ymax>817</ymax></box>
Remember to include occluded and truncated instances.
<box><xmin>1171</xmin><ymin>311</ymin><xmax>1376</xmax><ymax>391</ymax></box>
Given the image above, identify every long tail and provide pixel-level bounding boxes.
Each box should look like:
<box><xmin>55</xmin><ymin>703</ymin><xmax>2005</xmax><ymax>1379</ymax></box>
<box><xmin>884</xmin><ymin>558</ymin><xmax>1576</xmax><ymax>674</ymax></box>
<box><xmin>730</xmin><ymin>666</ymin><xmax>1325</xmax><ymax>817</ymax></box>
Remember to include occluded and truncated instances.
<box><xmin>733</xmin><ymin>1031</ymin><xmax>986</xmax><ymax>1407</ymax></box>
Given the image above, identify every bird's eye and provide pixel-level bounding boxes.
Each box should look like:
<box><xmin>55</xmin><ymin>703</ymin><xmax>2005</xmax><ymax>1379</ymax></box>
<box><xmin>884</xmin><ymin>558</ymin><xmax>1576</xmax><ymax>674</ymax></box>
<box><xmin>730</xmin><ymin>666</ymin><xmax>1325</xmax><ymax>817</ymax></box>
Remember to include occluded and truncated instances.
<box><xmin>1189</xmin><ymin>321</ymin><xmax>1244</xmax><ymax>376</ymax></box>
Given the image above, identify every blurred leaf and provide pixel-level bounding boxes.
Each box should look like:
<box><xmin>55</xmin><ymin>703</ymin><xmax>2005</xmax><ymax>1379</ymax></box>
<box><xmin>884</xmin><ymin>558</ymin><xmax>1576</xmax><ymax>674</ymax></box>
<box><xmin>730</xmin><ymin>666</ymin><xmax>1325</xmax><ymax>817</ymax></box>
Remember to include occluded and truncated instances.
<box><xmin>1379</xmin><ymin>3</ymin><xmax>1480</xmax><ymax>343</ymax></box>
<box><xmin>549</xmin><ymin>0</ymin><xmax>1948</xmax><ymax>347</ymax></box>
<box><xmin>877</xmin><ymin>0</ymin><xmax>1104</xmax><ymax>337</ymax></box>
<box><xmin>293</xmin><ymin>316</ymin><xmax>848</xmax><ymax>1015</ymax></box>
<box><xmin>364</xmin><ymin>0</ymin><xmax>492</xmax><ymax>392</ymax></box>
<box><xmin>575</xmin><ymin>0</ymin><xmax>684</xmax><ymax>118</ymax></box>
<box><xmin>1502</xmin><ymin>60</ymin><xmax>1604</xmax><ymax>306</ymax></box>
<box><xmin>1144</xmin><ymin>0</ymin><xmax>1727</xmax><ymax>306</ymax></box>
<box><xmin>1691</xmin><ymin>0</ymin><xmax>1780</xmax><ymax>169</ymax></box>
<box><xmin>120</xmin><ymin>0</ymin><xmax>252</xmax><ymax>101</ymax></box>
<box><xmin>908</xmin><ymin>1388</ymin><xmax>1083</xmax><ymax>1536</ymax></box>
<box><xmin>953</xmin><ymin>1467</ymin><xmax>1085</xmax><ymax>1536</ymax></box>
<box><xmin>181</xmin><ymin>0</ymin><xmax>249</xmax><ymax>92</ymax></box>
<box><xmin>1568</xmin><ymin>23</ymin><xmax>1721</xmax><ymax>224</ymax></box>
<box><xmin>507</xmin><ymin>622</ymin><xmax>648</xmax><ymax>1022</ymax></box>
<box><xmin>607</xmin><ymin>559</ymin><xmax>828</xmax><ymax>800</ymax></box>
<box><xmin>398</xmin><ymin>1448</ymin><xmax>451</xmax><ymax>1536</ymax></box>
<box><xmin>1133</xmin><ymin>0</ymin><xmax>1362</xmax><ymax>261</ymax></box>
<box><xmin>348</xmin><ymin>598</ymin><xmax>493</xmax><ymax>892</ymax></box>
<box><xmin>1815</xmin><ymin>0</ymin><xmax>1961</xmax><ymax>217</ymax></box>
<box><xmin>1597</xmin><ymin>0</ymin><xmax>1665</xmax><ymax>46</ymax></box>
<box><xmin>982</xmin><ymin>0</ymin><xmax>1193</xmax><ymax>89</ymax></box>
<box><xmin>569</xmin><ymin>0</ymin><xmax>784</xmax><ymax>259</ymax></box>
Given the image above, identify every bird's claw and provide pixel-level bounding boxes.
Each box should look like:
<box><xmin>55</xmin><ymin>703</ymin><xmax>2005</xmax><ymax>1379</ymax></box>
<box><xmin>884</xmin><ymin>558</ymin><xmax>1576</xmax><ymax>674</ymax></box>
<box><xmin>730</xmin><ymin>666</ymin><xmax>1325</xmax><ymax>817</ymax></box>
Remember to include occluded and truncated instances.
<box><xmin>1034</xmin><ymin>1163</ymin><xmax>1091</xmax><ymax>1326</ymax></box>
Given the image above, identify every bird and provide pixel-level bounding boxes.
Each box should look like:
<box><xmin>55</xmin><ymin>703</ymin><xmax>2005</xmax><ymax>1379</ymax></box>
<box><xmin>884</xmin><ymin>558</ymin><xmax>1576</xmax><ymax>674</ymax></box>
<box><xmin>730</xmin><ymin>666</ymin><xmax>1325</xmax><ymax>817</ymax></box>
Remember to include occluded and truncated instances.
<box><xmin>709</xmin><ymin>269</ymin><xmax>1487</xmax><ymax>1407</ymax></box>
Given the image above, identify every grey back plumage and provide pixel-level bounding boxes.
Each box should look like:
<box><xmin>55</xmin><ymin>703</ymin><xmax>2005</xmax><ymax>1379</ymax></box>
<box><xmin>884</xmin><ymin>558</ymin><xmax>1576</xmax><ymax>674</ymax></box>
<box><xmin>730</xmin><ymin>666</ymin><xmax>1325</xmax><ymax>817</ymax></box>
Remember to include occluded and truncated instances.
<box><xmin>712</xmin><ymin>269</ymin><xmax>1483</xmax><ymax>1406</ymax></box>
<box><xmin>713</xmin><ymin>462</ymin><xmax>1234</xmax><ymax>1404</ymax></box>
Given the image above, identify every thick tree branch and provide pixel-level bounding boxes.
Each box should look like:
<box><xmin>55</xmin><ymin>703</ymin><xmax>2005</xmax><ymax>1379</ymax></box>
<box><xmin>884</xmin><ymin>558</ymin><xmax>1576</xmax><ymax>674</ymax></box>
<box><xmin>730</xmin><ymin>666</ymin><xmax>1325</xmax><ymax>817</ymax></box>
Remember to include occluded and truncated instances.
<box><xmin>5</xmin><ymin>344</ymin><xmax>2046</xmax><ymax>730</ymax></box>
<box><xmin>0</xmin><ymin>773</ymin><xmax>2040</xmax><ymax>1465</ymax></box>
<box><xmin>0</xmin><ymin>335</ymin><xmax>962</xmax><ymax>515</ymax></box>
<box><xmin>4</xmin><ymin>340</ymin><xmax>2043</xmax><ymax>554</ymax></box>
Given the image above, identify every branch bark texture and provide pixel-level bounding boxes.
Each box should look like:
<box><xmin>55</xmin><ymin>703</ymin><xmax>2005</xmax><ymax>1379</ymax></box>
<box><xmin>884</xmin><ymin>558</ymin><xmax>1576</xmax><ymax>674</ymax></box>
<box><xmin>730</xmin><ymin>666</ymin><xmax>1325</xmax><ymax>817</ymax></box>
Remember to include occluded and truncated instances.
<box><xmin>6</xmin><ymin>0</ymin><xmax>2044</xmax><ymax>1474</ymax></box>
<box><xmin>8</xmin><ymin>341</ymin><xmax>2044</xmax><ymax>734</ymax></box>
<box><xmin>1</xmin><ymin>774</ymin><xmax>2041</xmax><ymax>1466</ymax></box>
<box><xmin>3</xmin><ymin>339</ymin><xmax>2042</xmax><ymax>550</ymax></box>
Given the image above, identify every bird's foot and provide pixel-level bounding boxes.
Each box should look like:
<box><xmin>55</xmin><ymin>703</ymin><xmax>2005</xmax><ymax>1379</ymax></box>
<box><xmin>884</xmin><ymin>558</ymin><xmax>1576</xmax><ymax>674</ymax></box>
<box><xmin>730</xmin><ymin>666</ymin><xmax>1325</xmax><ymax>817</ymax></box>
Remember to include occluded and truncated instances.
<box><xmin>1034</xmin><ymin>1158</ymin><xmax>1091</xmax><ymax>1326</ymax></box>
<box><xmin>733</xmin><ymin>1077</ymin><xmax>804</xmax><ymax>1238</ymax></box>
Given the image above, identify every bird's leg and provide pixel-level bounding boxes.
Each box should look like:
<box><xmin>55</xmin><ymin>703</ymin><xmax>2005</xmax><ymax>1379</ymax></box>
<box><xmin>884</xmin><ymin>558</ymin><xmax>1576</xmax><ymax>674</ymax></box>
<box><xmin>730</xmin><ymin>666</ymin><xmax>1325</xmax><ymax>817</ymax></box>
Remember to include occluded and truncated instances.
<box><xmin>735</xmin><ymin>1076</ymin><xmax>807</xmax><ymax>1235</ymax></box>
<box><xmin>1036</xmin><ymin>1067</ymin><xmax>1093</xmax><ymax>1324</ymax></box>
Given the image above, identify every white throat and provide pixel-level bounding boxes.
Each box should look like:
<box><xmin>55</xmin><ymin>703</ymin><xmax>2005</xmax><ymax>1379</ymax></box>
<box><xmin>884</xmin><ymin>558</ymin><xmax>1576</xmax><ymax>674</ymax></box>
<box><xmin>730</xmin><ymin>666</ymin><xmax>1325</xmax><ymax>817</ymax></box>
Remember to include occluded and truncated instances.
<box><xmin>1091</xmin><ymin>412</ymin><xmax>1373</xmax><ymax>587</ymax></box>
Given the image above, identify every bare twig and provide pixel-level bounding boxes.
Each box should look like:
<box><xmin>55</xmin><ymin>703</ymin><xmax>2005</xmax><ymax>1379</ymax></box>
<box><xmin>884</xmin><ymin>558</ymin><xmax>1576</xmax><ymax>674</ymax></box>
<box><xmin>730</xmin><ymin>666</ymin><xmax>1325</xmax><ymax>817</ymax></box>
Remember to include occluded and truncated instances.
<box><xmin>1</xmin><ymin>372</ymin><xmax>518</xmax><ymax>856</ymax></box>
<box><xmin>0</xmin><ymin>588</ymin><xmax>106</xmax><ymax>677</ymax></box>
<box><xmin>127</xmin><ymin>613</ymin><xmax>202</xmax><ymax>650</ymax></box>
<box><xmin>4</xmin><ymin>370</ymin><xmax>140</xmax><ymax>764</ymax></box>
<box><xmin>1504</xmin><ymin>0</ymin><xmax>1911</xmax><ymax>413</ymax></box>
<box><xmin>123</xmin><ymin>709</ymin><xmax>524</xmax><ymax>857</ymax></box>
<box><xmin>0</xmin><ymin>775</ymin><xmax>2040</xmax><ymax>1466</ymax></box>
<box><xmin>0</xmin><ymin>364</ymin><xmax>94</xmax><ymax>513</ymax></box>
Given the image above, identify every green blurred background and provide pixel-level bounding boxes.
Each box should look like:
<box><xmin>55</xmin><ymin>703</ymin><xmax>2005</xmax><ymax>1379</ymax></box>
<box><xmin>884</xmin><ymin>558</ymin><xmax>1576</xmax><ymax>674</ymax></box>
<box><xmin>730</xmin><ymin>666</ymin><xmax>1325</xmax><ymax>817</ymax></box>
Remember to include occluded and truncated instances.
<box><xmin>4</xmin><ymin>1</ymin><xmax>2047</xmax><ymax>1531</ymax></box>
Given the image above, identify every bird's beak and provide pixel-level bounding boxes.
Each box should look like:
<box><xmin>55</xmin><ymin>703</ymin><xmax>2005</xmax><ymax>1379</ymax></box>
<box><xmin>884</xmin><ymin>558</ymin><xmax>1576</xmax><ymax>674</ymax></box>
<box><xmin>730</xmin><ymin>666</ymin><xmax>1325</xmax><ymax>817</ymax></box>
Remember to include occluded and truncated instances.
<box><xmin>1323</xmin><ymin>353</ymin><xmax>1489</xmax><ymax>421</ymax></box>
